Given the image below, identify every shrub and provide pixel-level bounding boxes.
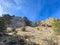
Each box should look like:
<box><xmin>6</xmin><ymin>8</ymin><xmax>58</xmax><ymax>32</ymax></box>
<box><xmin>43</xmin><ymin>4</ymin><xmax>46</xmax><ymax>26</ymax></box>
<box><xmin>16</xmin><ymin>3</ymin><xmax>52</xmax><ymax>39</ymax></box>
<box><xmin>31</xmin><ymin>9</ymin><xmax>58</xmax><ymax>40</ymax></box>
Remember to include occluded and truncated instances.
<box><xmin>2</xmin><ymin>14</ymin><xmax>11</xmax><ymax>25</ymax></box>
<box><xmin>0</xmin><ymin>18</ymin><xmax>6</xmax><ymax>33</ymax></box>
<box><xmin>12</xmin><ymin>28</ymin><xmax>16</xmax><ymax>32</ymax></box>
<box><xmin>37</xmin><ymin>28</ymin><xmax>39</xmax><ymax>30</ymax></box>
<box><xmin>53</xmin><ymin>19</ymin><xmax>60</xmax><ymax>35</ymax></box>
<box><xmin>21</xmin><ymin>27</ymin><xmax>26</xmax><ymax>31</ymax></box>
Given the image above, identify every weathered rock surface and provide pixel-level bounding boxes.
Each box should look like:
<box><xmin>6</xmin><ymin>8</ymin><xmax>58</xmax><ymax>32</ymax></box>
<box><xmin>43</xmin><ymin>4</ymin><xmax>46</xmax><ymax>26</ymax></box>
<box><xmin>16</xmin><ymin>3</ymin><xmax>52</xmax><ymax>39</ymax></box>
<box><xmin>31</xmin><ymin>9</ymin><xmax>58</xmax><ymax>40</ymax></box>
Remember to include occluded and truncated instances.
<box><xmin>0</xmin><ymin>17</ymin><xmax>60</xmax><ymax>45</ymax></box>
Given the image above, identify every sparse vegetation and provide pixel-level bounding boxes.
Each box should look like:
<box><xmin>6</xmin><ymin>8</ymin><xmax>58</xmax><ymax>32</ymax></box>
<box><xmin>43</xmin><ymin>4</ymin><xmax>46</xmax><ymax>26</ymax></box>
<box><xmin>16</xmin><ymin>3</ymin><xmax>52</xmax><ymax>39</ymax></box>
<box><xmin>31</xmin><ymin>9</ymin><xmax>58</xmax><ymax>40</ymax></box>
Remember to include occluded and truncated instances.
<box><xmin>0</xmin><ymin>18</ymin><xmax>6</xmax><ymax>33</ymax></box>
<box><xmin>12</xmin><ymin>28</ymin><xmax>16</xmax><ymax>32</ymax></box>
<box><xmin>2</xmin><ymin>14</ymin><xmax>11</xmax><ymax>25</ymax></box>
<box><xmin>53</xmin><ymin>19</ymin><xmax>60</xmax><ymax>35</ymax></box>
<box><xmin>21</xmin><ymin>27</ymin><xmax>26</xmax><ymax>31</ymax></box>
<box><xmin>37</xmin><ymin>28</ymin><xmax>39</xmax><ymax>30</ymax></box>
<box><xmin>0</xmin><ymin>14</ymin><xmax>60</xmax><ymax>45</ymax></box>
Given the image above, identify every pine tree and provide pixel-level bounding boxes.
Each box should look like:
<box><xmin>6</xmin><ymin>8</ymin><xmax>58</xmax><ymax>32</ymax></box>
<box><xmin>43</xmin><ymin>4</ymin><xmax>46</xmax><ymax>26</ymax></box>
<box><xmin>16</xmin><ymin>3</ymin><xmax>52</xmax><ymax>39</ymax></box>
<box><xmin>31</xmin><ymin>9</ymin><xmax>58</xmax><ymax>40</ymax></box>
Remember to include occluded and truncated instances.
<box><xmin>2</xmin><ymin>14</ymin><xmax>11</xmax><ymax>25</ymax></box>
<box><xmin>0</xmin><ymin>18</ymin><xmax>6</xmax><ymax>33</ymax></box>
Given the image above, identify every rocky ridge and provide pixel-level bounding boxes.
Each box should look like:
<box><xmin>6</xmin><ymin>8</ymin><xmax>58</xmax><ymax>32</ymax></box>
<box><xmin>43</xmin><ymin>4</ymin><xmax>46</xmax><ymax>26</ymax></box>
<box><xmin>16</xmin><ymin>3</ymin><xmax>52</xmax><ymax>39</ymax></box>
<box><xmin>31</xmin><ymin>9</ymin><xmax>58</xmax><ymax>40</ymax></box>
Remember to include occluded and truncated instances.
<box><xmin>5</xmin><ymin>17</ymin><xmax>60</xmax><ymax>45</ymax></box>
<box><xmin>0</xmin><ymin>17</ymin><xmax>60</xmax><ymax>45</ymax></box>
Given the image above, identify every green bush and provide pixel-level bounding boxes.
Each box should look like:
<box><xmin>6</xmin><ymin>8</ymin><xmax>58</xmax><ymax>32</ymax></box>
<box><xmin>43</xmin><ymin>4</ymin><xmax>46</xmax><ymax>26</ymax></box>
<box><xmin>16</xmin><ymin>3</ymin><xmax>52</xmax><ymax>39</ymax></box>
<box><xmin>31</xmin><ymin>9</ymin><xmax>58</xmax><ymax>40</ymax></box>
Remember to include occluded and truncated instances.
<box><xmin>0</xmin><ymin>18</ymin><xmax>6</xmax><ymax>33</ymax></box>
<box><xmin>2</xmin><ymin>14</ymin><xmax>11</xmax><ymax>25</ymax></box>
<box><xmin>21</xmin><ymin>27</ymin><xmax>26</xmax><ymax>31</ymax></box>
<box><xmin>37</xmin><ymin>28</ymin><xmax>39</xmax><ymax>30</ymax></box>
<box><xmin>12</xmin><ymin>28</ymin><xmax>16</xmax><ymax>32</ymax></box>
<box><xmin>53</xmin><ymin>19</ymin><xmax>60</xmax><ymax>35</ymax></box>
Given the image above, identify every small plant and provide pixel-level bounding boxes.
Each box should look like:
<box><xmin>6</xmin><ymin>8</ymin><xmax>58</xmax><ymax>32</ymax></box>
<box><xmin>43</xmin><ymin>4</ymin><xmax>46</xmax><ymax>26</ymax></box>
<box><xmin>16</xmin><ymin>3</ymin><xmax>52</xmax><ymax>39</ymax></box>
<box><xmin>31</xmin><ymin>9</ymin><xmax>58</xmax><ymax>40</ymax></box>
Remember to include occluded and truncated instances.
<box><xmin>37</xmin><ymin>28</ymin><xmax>39</xmax><ymax>30</ymax></box>
<box><xmin>12</xmin><ymin>28</ymin><xmax>16</xmax><ymax>32</ymax></box>
<box><xmin>24</xmin><ymin>35</ymin><xmax>28</xmax><ymax>39</ymax></box>
<box><xmin>21</xmin><ymin>27</ymin><xmax>26</xmax><ymax>31</ymax></box>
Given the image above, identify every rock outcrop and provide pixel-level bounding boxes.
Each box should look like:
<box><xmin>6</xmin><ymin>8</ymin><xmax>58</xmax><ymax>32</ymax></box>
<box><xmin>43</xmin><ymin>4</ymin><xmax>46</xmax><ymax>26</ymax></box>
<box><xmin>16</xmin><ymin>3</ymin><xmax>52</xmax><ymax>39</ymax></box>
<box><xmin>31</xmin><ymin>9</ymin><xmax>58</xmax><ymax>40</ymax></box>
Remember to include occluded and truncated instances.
<box><xmin>8</xmin><ymin>16</ymin><xmax>31</xmax><ymax>28</ymax></box>
<box><xmin>0</xmin><ymin>16</ymin><xmax>60</xmax><ymax>45</ymax></box>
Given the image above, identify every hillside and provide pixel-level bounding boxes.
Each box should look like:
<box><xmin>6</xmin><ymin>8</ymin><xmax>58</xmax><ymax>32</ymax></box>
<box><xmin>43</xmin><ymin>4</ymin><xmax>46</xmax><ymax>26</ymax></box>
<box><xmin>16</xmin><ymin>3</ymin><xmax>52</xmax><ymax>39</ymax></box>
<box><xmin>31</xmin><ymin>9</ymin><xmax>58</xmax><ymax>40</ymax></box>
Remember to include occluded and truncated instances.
<box><xmin>0</xmin><ymin>15</ymin><xmax>60</xmax><ymax>45</ymax></box>
<box><xmin>6</xmin><ymin>17</ymin><xmax>60</xmax><ymax>45</ymax></box>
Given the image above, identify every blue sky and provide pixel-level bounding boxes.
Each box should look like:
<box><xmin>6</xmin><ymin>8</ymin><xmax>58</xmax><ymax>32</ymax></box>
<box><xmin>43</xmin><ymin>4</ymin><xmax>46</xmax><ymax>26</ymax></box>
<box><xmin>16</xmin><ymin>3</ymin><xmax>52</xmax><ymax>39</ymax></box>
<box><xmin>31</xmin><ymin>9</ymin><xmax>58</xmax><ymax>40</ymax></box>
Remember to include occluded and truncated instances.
<box><xmin>0</xmin><ymin>0</ymin><xmax>60</xmax><ymax>21</ymax></box>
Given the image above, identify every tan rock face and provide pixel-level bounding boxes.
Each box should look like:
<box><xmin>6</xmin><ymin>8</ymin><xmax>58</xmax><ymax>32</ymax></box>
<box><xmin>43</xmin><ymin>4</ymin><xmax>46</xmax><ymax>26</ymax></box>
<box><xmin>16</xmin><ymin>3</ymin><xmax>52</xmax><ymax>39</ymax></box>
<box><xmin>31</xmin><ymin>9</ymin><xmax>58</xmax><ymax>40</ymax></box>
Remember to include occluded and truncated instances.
<box><xmin>6</xmin><ymin>25</ymin><xmax>54</xmax><ymax>45</ymax></box>
<box><xmin>45</xmin><ymin>17</ymin><xmax>55</xmax><ymax>26</ymax></box>
<box><xmin>14</xmin><ymin>26</ymin><xmax>54</xmax><ymax>45</ymax></box>
<box><xmin>36</xmin><ymin>21</ymin><xmax>44</xmax><ymax>26</ymax></box>
<box><xmin>37</xmin><ymin>17</ymin><xmax>56</xmax><ymax>28</ymax></box>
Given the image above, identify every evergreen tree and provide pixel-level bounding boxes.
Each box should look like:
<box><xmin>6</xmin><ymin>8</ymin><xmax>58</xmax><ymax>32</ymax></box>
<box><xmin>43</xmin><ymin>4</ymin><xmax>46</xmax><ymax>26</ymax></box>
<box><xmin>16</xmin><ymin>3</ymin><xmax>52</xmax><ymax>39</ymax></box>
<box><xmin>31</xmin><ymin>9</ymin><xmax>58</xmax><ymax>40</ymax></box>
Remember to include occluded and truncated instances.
<box><xmin>2</xmin><ymin>14</ymin><xmax>11</xmax><ymax>25</ymax></box>
<box><xmin>0</xmin><ymin>18</ymin><xmax>6</xmax><ymax>33</ymax></box>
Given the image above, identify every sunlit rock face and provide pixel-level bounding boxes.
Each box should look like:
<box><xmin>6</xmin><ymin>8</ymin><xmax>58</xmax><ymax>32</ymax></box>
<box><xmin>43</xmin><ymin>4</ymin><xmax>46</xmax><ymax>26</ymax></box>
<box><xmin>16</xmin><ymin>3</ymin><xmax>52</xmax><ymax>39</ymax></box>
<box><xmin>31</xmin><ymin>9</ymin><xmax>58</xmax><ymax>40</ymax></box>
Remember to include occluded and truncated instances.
<box><xmin>45</xmin><ymin>17</ymin><xmax>56</xmax><ymax>24</ymax></box>
<box><xmin>36</xmin><ymin>17</ymin><xmax>56</xmax><ymax>28</ymax></box>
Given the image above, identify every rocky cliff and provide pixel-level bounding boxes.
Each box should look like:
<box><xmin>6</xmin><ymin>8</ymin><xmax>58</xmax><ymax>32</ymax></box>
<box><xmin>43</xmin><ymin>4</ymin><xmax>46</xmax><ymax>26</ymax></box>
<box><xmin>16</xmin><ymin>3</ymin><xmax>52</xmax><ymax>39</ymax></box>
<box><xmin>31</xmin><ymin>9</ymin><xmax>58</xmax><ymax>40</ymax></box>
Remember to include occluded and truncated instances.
<box><xmin>0</xmin><ymin>15</ymin><xmax>60</xmax><ymax>45</ymax></box>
